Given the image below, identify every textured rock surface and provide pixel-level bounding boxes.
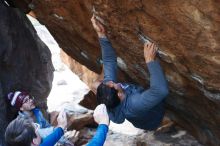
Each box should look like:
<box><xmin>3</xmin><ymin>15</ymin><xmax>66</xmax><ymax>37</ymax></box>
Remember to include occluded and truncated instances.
<box><xmin>4</xmin><ymin>0</ymin><xmax>220</xmax><ymax>145</ymax></box>
<box><xmin>79</xmin><ymin>91</ymin><xmax>98</xmax><ymax>110</ymax></box>
<box><xmin>0</xmin><ymin>2</ymin><xmax>54</xmax><ymax>145</ymax></box>
<box><xmin>61</xmin><ymin>48</ymin><xmax>133</xmax><ymax>89</ymax></box>
<box><xmin>67</xmin><ymin>124</ymin><xmax>202</xmax><ymax>146</ymax></box>
<box><xmin>50</xmin><ymin>110</ymin><xmax>95</xmax><ymax>131</ymax></box>
<box><xmin>61</xmin><ymin>49</ymin><xmax>99</xmax><ymax>90</ymax></box>
<box><xmin>31</xmin><ymin>1</ymin><xmax>220</xmax><ymax>145</ymax></box>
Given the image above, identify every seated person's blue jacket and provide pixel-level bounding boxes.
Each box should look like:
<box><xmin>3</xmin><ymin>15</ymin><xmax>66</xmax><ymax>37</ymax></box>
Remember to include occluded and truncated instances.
<box><xmin>18</xmin><ymin>108</ymin><xmax>51</xmax><ymax>128</ymax></box>
<box><xmin>99</xmin><ymin>38</ymin><xmax>169</xmax><ymax>130</ymax></box>
<box><xmin>32</xmin><ymin>108</ymin><xmax>51</xmax><ymax>128</ymax></box>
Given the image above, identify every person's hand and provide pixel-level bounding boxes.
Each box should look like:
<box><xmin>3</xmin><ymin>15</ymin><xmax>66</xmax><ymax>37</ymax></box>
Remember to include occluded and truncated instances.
<box><xmin>93</xmin><ymin>104</ymin><xmax>109</xmax><ymax>126</ymax></box>
<box><xmin>91</xmin><ymin>15</ymin><xmax>106</xmax><ymax>38</ymax></box>
<box><xmin>144</xmin><ymin>42</ymin><xmax>158</xmax><ymax>63</ymax></box>
<box><xmin>57</xmin><ymin>110</ymin><xmax>67</xmax><ymax>130</ymax></box>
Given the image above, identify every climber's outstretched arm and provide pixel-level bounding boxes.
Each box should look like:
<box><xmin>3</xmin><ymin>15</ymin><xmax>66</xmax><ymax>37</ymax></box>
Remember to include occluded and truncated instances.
<box><xmin>91</xmin><ymin>15</ymin><xmax>117</xmax><ymax>94</ymax></box>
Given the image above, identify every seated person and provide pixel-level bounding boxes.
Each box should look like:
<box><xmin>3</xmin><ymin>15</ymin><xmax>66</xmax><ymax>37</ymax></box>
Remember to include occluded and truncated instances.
<box><xmin>91</xmin><ymin>15</ymin><xmax>169</xmax><ymax>130</ymax></box>
<box><xmin>5</xmin><ymin>104</ymin><xmax>110</xmax><ymax>146</ymax></box>
<box><xmin>5</xmin><ymin>110</ymin><xmax>67</xmax><ymax>146</ymax></box>
<box><xmin>7</xmin><ymin>91</ymin><xmax>73</xmax><ymax>145</ymax></box>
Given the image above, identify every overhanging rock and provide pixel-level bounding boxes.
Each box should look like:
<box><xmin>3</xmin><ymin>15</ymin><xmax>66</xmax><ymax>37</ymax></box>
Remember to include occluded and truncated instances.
<box><xmin>9</xmin><ymin>0</ymin><xmax>220</xmax><ymax>145</ymax></box>
<box><xmin>0</xmin><ymin>2</ymin><xmax>54</xmax><ymax>145</ymax></box>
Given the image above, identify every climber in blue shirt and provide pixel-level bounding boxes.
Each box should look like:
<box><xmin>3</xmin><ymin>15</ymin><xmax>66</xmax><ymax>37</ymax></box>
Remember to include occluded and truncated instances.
<box><xmin>91</xmin><ymin>15</ymin><xmax>169</xmax><ymax>130</ymax></box>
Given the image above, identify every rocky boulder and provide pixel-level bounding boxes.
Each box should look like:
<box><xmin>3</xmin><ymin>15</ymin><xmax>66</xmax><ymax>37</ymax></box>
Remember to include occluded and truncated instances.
<box><xmin>30</xmin><ymin>1</ymin><xmax>220</xmax><ymax>145</ymax></box>
<box><xmin>0</xmin><ymin>2</ymin><xmax>54</xmax><ymax>145</ymax></box>
<box><xmin>1</xmin><ymin>0</ymin><xmax>219</xmax><ymax>145</ymax></box>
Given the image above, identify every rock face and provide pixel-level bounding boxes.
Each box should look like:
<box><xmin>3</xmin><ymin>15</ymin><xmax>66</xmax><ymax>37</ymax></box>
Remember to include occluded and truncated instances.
<box><xmin>0</xmin><ymin>2</ymin><xmax>54</xmax><ymax>145</ymax></box>
<box><xmin>68</xmin><ymin>124</ymin><xmax>202</xmax><ymax>146</ymax></box>
<box><xmin>60</xmin><ymin>49</ymin><xmax>99</xmax><ymax>91</ymax></box>
<box><xmin>0</xmin><ymin>0</ymin><xmax>218</xmax><ymax>145</ymax></box>
<box><xmin>31</xmin><ymin>1</ymin><xmax>220</xmax><ymax>145</ymax></box>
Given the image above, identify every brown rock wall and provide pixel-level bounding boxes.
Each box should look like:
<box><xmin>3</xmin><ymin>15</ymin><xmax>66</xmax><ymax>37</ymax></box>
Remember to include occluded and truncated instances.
<box><xmin>0</xmin><ymin>2</ymin><xmax>54</xmax><ymax>145</ymax></box>
<box><xmin>23</xmin><ymin>0</ymin><xmax>220</xmax><ymax>145</ymax></box>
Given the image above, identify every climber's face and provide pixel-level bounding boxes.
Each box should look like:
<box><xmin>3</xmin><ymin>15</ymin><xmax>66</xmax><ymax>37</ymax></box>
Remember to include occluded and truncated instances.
<box><xmin>20</xmin><ymin>95</ymin><xmax>36</xmax><ymax>111</ymax></box>
<box><xmin>105</xmin><ymin>81</ymin><xmax>125</xmax><ymax>100</ymax></box>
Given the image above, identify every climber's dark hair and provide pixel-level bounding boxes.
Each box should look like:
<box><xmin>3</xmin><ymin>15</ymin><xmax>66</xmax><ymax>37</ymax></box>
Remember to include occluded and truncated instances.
<box><xmin>97</xmin><ymin>82</ymin><xmax>120</xmax><ymax>109</ymax></box>
<box><xmin>5</xmin><ymin>117</ymin><xmax>37</xmax><ymax>146</ymax></box>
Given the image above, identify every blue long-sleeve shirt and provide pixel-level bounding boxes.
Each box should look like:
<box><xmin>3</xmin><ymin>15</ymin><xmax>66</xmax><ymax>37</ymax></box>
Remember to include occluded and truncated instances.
<box><xmin>99</xmin><ymin>38</ymin><xmax>169</xmax><ymax>130</ymax></box>
<box><xmin>99</xmin><ymin>38</ymin><xmax>117</xmax><ymax>83</ymax></box>
<box><xmin>87</xmin><ymin>124</ymin><xmax>109</xmax><ymax>146</ymax></box>
<box><xmin>18</xmin><ymin>108</ymin><xmax>51</xmax><ymax>128</ymax></box>
<box><xmin>40</xmin><ymin>127</ymin><xmax>64</xmax><ymax>146</ymax></box>
<box><xmin>32</xmin><ymin>108</ymin><xmax>51</xmax><ymax>128</ymax></box>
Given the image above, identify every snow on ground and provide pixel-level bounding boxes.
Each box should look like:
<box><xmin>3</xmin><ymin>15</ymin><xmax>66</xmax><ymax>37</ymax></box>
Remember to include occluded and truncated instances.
<box><xmin>27</xmin><ymin>15</ymin><xmax>90</xmax><ymax>113</ymax></box>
